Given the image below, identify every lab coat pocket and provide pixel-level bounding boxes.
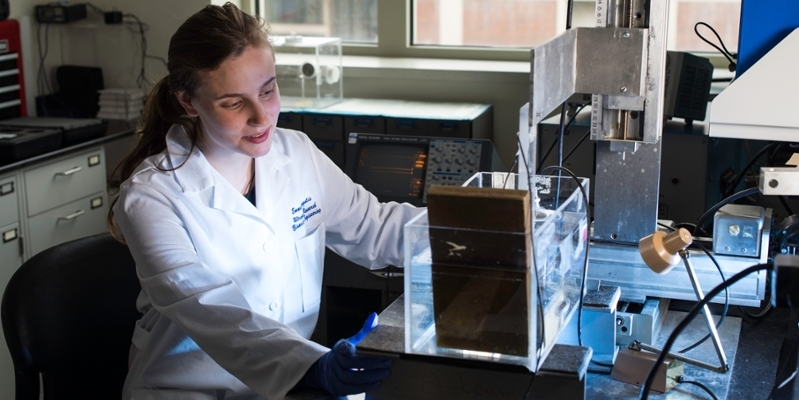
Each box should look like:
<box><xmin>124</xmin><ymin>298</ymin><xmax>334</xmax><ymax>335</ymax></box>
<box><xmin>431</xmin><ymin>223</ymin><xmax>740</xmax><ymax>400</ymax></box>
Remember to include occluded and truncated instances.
<box><xmin>131</xmin><ymin>320</ymin><xmax>151</xmax><ymax>350</ymax></box>
<box><xmin>295</xmin><ymin>228</ymin><xmax>324</xmax><ymax>313</ymax></box>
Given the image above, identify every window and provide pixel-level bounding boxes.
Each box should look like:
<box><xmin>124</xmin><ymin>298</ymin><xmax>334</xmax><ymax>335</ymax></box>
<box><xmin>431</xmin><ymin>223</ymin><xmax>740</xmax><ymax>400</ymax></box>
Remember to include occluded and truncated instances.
<box><xmin>412</xmin><ymin>0</ymin><xmax>741</xmax><ymax>52</ymax></box>
<box><xmin>260</xmin><ymin>0</ymin><xmax>378</xmax><ymax>44</ymax></box>
<box><xmin>260</xmin><ymin>0</ymin><xmax>741</xmax><ymax>64</ymax></box>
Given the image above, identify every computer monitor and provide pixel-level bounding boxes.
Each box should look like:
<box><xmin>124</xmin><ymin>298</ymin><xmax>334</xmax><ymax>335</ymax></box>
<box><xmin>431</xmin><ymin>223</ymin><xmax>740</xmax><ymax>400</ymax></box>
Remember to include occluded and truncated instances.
<box><xmin>344</xmin><ymin>133</ymin><xmax>504</xmax><ymax>207</ymax></box>
<box><xmin>736</xmin><ymin>0</ymin><xmax>799</xmax><ymax>78</ymax></box>
<box><xmin>345</xmin><ymin>133</ymin><xmax>429</xmax><ymax>206</ymax></box>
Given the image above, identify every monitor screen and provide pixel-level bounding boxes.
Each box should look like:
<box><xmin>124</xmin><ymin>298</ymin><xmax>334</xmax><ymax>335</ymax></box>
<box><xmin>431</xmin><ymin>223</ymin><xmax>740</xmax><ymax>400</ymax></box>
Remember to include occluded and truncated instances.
<box><xmin>736</xmin><ymin>0</ymin><xmax>799</xmax><ymax>77</ymax></box>
<box><xmin>346</xmin><ymin>134</ymin><xmax>430</xmax><ymax>206</ymax></box>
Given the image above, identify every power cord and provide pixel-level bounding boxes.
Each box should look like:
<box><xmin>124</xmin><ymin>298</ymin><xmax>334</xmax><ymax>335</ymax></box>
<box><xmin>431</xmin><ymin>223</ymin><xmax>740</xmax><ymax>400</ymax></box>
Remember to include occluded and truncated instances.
<box><xmin>767</xmin><ymin>304</ymin><xmax>799</xmax><ymax>399</ymax></box>
<box><xmin>640</xmin><ymin>263</ymin><xmax>772</xmax><ymax>399</ymax></box>
<box><xmin>536</xmin><ymin>103</ymin><xmax>588</xmax><ymax>172</ymax></box>
<box><xmin>658</xmin><ymin>222</ymin><xmax>730</xmax><ymax>354</ymax></box>
<box><xmin>84</xmin><ymin>2</ymin><xmax>150</xmax><ymax>88</ymax></box>
<box><xmin>537</xmin><ymin>165</ymin><xmax>597</xmax><ymax>366</ymax></box>
<box><xmin>694</xmin><ymin>22</ymin><xmax>737</xmax><ymax>72</ymax></box>
<box><xmin>678</xmin><ymin>375</ymin><xmax>719</xmax><ymax>400</ymax></box>
<box><xmin>722</xmin><ymin>141</ymin><xmax>778</xmax><ymax>199</ymax></box>
<box><xmin>693</xmin><ymin>186</ymin><xmax>761</xmax><ymax>237</ymax></box>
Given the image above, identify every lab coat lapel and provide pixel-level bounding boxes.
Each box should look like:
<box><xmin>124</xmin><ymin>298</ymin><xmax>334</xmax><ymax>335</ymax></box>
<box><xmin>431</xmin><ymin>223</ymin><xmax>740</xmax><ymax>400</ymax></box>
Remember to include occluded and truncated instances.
<box><xmin>254</xmin><ymin>138</ymin><xmax>291</xmax><ymax>222</ymax></box>
<box><xmin>165</xmin><ymin>125</ymin><xmax>268</xmax><ymax>222</ymax></box>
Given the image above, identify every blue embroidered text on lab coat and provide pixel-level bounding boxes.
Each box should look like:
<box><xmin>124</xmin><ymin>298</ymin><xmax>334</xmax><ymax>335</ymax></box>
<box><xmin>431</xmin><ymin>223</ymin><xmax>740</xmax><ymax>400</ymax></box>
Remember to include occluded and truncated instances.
<box><xmin>291</xmin><ymin>197</ymin><xmax>321</xmax><ymax>231</ymax></box>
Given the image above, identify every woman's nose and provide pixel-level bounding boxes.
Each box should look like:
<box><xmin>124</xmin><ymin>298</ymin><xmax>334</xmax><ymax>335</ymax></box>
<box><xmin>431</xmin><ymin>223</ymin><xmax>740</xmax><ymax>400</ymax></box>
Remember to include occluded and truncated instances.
<box><xmin>250</xmin><ymin>102</ymin><xmax>270</xmax><ymax>126</ymax></box>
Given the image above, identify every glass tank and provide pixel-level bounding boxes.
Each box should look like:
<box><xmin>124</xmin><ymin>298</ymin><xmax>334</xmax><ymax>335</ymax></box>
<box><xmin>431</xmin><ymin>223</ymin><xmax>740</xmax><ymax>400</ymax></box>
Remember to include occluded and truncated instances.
<box><xmin>403</xmin><ymin>172</ymin><xmax>589</xmax><ymax>372</ymax></box>
<box><xmin>272</xmin><ymin>35</ymin><xmax>343</xmax><ymax>109</ymax></box>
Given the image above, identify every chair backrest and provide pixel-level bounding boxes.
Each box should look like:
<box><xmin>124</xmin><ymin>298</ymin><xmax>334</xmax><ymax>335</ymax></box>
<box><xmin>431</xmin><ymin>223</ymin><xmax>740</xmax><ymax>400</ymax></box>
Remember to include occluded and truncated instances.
<box><xmin>1</xmin><ymin>233</ymin><xmax>140</xmax><ymax>400</ymax></box>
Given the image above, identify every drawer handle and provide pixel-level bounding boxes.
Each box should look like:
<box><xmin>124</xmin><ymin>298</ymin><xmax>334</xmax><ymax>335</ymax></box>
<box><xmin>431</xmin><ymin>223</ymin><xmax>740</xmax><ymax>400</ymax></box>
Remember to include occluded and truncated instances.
<box><xmin>58</xmin><ymin>210</ymin><xmax>85</xmax><ymax>221</ymax></box>
<box><xmin>55</xmin><ymin>166</ymin><xmax>83</xmax><ymax>177</ymax></box>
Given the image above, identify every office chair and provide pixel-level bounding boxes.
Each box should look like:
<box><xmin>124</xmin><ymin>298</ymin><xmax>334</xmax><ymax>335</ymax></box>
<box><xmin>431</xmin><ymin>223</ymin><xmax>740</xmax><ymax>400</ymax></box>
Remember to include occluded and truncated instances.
<box><xmin>1</xmin><ymin>233</ymin><xmax>141</xmax><ymax>399</ymax></box>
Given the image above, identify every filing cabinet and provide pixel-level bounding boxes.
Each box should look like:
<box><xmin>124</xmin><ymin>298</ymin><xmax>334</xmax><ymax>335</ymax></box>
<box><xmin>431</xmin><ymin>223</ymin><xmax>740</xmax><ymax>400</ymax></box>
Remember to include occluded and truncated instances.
<box><xmin>0</xmin><ymin>173</ymin><xmax>21</xmax><ymax>400</ymax></box>
<box><xmin>21</xmin><ymin>147</ymin><xmax>108</xmax><ymax>257</ymax></box>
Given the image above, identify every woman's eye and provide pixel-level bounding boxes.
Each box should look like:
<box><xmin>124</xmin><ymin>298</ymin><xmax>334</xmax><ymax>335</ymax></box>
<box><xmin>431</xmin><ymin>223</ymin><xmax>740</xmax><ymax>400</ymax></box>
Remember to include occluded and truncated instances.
<box><xmin>260</xmin><ymin>89</ymin><xmax>273</xmax><ymax>97</ymax></box>
<box><xmin>224</xmin><ymin>101</ymin><xmax>242</xmax><ymax>109</ymax></box>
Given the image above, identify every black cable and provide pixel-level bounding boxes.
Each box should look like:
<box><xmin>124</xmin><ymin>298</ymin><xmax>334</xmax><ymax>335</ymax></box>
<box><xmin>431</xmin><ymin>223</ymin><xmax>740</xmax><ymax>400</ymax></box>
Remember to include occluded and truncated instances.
<box><xmin>737</xmin><ymin>300</ymin><xmax>772</xmax><ymax>320</ymax></box>
<box><xmin>780</xmin><ymin>196</ymin><xmax>795</xmax><ymax>217</ymax></box>
<box><xmin>124</xmin><ymin>14</ymin><xmax>147</xmax><ymax>88</ymax></box>
<box><xmin>145</xmin><ymin>54</ymin><xmax>168</xmax><ymax>68</ymax></box>
<box><xmin>639</xmin><ymin>264</ymin><xmax>771</xmax><ymax>400</ymax></box>
<box><xmin>693</xmin><ymin>186</ymin><xmax>761</xmax><ymax>237</ymax></box>
<box><xmin>563</xmin><ymin>129</ymin><xmax>589</xmax><ymax>164</ymax></box>
<box><xmin>656</xmin><ymin>222</ymin><xmax>730</xmax><ymax>354</ymax></box>
<box><xmin>83</xmin><ymin>2</ymin><xmax>105</xmax><ymax>14</ymax></box>
<box><xmin>722</xmin><ymin>142</ymin><xmax>778</xmax><ymax>198</ymax></box>
<box><xmin>694</xmin><ymin>22</ymin><xmax>736</xmax><ymax>71</ymax></box>
<box><xmin>538</xmin><ymin>166</ymin><xmax>591</xmax><ymax>355</ymax></box>
<box><xmin>521</xmin><ymin>373</ymin><xmax>536</xmax><ymax>400</ymax></box>
<box><xmin>537</xmin><ymin>104</ymin><xmax>588</xmax><ymax>171</ymax></box>
<box><xmin>36</xmin><ymin>21</ymin><xmax>51</xmax><ymax>115</ymax></box>
<box><xmin>678</xmin><ymin>375</ymin><xmax>719</xmax><ymax>400</ymax></box>
<box><xmin>502</xmin><ymin>156</ymin><xmax>519</xmax><ymax>190</ymax></box>
<box><xmin>767</xmin><ymin>304</ymin><xmax>798</xmax><ymax>399</ymax></box>
<box><xmin>516</xmin><ymin>134</ymin><xmax>546</xmax><ymax>369</ymax></box>
<box><xmin>556</xmin><ymin>0</ymin><xmax>575</xmax><ymax>169</ymax></box>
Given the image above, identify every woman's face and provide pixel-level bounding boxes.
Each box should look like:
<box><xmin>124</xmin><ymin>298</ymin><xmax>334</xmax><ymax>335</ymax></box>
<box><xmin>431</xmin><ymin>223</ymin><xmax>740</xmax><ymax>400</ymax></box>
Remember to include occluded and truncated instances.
<box><xmin>176</xmin><ymin>45</ymin><xmax>280</xmax><ymax>162</ymax></box>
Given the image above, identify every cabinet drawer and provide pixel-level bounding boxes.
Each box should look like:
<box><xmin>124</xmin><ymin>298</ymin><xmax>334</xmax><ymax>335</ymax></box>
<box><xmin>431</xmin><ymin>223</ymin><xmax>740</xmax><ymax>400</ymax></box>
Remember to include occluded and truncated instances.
<box><xmin>0</xmin><ymin>222</ymin><xmax>21</xmax><ymax>274</ymax></box>
<box><xmin>0</xmin><ymin>220</ymin><xmax>22</xmax><ymax>400</ymax></box>
<box><xmin>386</xmin><ymin>118</ymin><xmax>428</xmax><ymax>136</ymax></box>
<box><xmin>302</xmin><ymin>114</ymin><xmax>344</xmax><ymax>141</ymax></box>
<box><xmin>27</xmin><ymin>193</ymin><xmax>108</xmax><ymax>256</ymax></box>
<box><xmin>277</xmin><ymin>112</ymin><xmax>303</xmax><ymax>131</ymax></box>
<box><xmin>0</xmin><ymin>175</ymin><xmax>17</xmax><ymax>227</ymax></box>
<box><xmin>25</xmin><ymin>148</ymin><xmax>106</xmax><ymax>216</ymax></box>
<box><xmin>345</xmin><ymin>116</ymin><xmax>385</xmax><ymax>135</ymax></box>
<box><xmin>429</xmin><ymin>120</ymin><xmax>470</xmax><ymax>138</ymax></box>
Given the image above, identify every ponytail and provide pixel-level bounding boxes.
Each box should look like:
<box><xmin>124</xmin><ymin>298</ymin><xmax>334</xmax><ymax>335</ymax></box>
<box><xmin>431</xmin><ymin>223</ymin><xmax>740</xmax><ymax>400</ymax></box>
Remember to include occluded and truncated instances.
<box><xmin>106</xmin><ymin>76</ymin><xmax>200</xmax><ymax>241</ymax></box>
<box><xmin>107</xmin><ymin>2</ymin><xmax>270</xmax><ymax>242</ymax></box>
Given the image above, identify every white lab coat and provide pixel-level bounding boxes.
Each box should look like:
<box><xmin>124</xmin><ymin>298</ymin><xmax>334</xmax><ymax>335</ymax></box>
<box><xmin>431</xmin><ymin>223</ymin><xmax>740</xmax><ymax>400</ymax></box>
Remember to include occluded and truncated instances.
<box><xmin>115</xmin><ymin>125</ymin><xmax>422</xmax><ymax>399</ymax></box>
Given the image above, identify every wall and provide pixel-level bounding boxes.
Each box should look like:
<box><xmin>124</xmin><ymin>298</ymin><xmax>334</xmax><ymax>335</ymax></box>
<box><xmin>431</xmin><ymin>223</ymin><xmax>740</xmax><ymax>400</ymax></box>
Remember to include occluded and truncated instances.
<box><xmin>340</xmin><ymin>63</ymin><xmax>529</xmax><ymax>166</ymax></box>
<box><xmin>9</xmin><ymin>0</ymin><xmax>529</xmax><ymax>165</ymax></box>
<box><xmin>10</xmin><ymin>0</ymin><xmax>206</xmax><ymax>102</ymax></box>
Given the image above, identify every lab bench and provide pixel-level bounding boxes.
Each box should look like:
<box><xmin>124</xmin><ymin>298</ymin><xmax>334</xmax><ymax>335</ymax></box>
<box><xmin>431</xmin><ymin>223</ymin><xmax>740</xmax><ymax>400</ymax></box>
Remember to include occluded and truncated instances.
<box><xmin>0</xmin><ymin>119</ymin><xmax>134</xmax><ymax>400</ymax></box>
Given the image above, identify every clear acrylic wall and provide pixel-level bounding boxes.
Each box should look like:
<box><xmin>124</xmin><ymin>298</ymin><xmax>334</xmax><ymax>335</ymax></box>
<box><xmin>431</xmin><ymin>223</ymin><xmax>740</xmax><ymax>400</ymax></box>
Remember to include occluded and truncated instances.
<box><xmin>404</xmin><ymin>172</ymin><xmax>589</xmax><ymax>372</ymax></box>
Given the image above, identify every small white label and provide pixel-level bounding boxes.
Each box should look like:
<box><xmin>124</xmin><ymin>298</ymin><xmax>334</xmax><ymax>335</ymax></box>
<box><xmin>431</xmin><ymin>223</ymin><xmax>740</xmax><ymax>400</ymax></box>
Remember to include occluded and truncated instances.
<box><xmin>91</xmin><ymin>197</ymin><xmax>103</xmax><ymax>209</ymax></box>
<box><xmin>88</xmin><ymin>154</ymin><xmax>101</xmax><ymax>166</ymax></box>
<box><xmin>0</xmin><ymin>40</ymin><xmax>8</xmax><ymax>54</ymax></box>
<box><xmin>3</xmin><ymin>228</ymin><xmax>17</xmax><ymax>242</ymax></box>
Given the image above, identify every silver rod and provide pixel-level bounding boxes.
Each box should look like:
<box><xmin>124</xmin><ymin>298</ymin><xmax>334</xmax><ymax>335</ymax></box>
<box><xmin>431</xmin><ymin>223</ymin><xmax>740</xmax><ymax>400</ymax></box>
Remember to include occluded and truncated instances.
<box><xmin>636</xmin><ymin>342</ymin><xmax>728</xmax><ymax>373</ymax></box>
<box><xmin>680</xmin><ymin>251</ymin><xmax>729</xmax><ymax>372</ymax></box>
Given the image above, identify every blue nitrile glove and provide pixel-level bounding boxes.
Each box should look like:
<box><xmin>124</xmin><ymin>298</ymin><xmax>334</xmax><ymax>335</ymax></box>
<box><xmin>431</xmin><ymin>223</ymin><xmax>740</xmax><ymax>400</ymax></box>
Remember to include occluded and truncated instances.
<box><xmin>303</xmin><ymin>312</ymin><xmax>392</xmax><ymax>396</ymax></box>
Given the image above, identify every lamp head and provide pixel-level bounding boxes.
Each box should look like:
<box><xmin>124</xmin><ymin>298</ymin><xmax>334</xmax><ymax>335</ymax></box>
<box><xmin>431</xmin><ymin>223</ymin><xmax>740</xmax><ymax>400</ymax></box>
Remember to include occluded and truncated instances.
<box><xmin>639</xmin><ymin>228</ymin><xmax>692</xmax><ymax>274</ymax></box>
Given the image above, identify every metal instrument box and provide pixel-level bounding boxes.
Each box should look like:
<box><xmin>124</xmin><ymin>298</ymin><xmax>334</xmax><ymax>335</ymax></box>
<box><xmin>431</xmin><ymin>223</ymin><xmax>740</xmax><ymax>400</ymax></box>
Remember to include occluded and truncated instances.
<box><xmin>713</xmin><ymin>204</ymin><xmax>765</xmax><ymax>257</ymax></box>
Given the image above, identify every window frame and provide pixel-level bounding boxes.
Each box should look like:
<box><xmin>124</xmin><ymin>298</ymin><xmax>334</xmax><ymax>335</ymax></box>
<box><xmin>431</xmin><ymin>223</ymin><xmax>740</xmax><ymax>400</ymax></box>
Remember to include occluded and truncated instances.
<box><xmin>258</xmin><ymin>0</ymin><xmax>734</xmax><ymax>68</ymax></box>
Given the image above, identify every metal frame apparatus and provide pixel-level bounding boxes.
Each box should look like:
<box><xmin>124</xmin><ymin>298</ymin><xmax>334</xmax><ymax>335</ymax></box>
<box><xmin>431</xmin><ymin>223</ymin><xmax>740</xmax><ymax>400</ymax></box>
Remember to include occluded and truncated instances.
<box><xmin>523</xmin><ymin>0</ymin><xmax>766</xmax><ymax>306</ymax></box>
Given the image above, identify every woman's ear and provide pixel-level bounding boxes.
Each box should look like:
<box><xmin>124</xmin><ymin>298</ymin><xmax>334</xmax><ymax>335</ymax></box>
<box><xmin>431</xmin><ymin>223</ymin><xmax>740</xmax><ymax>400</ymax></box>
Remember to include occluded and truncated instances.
<box><xmin>175</xmin><ymin>91</ymin><xmax>199</xmax><ymax>117</ymax></box>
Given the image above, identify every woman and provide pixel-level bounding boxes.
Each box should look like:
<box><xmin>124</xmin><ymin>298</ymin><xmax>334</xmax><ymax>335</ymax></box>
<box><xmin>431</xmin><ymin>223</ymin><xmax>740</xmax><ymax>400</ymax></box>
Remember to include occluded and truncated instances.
<box><xmin>109</xmin><ymin>3</ymin><xmax>422</xmax><ymax>399</ymax></box>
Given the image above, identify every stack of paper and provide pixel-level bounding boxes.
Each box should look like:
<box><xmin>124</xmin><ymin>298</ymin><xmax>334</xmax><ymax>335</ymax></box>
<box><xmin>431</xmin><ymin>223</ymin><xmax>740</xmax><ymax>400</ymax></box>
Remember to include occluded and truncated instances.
<box><xmin>96</xmin><ymin>88</ymin><xmax>144</xmax><ymax>120</ymax></box>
